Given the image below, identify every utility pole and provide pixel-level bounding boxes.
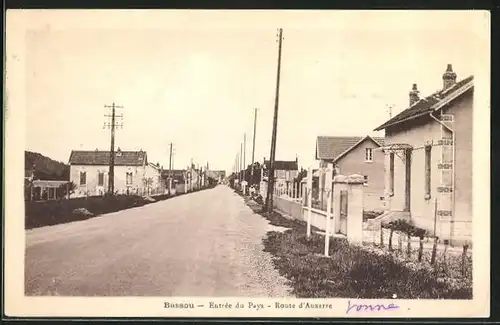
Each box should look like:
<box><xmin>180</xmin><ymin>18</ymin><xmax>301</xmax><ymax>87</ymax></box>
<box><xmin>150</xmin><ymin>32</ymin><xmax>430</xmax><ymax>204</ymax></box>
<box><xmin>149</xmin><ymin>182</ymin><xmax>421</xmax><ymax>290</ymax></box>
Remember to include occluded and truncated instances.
<box><xmin>206</xmin><ymin>161</ymin><xmax>209</xmax><ymax>187</ymax></box>
<box><xmin>103</xmin><ymin>102</ymin><xmax>124</xmax><ymax>195</ymax></box>
<box><xmin>386</xmin><ymin>104</ymin><xmax>394</xmax><ymax>118</ymax></box>
<box><xmin>266</xmin><ymin>28</ymin><xmax>283</xmax><ymax>213</ymax></box>
<box><xmin>240</xmin><ymin>142</ymin><xmax>243</xmax><ymax>185</ymax></box>
<box><xmin>168</xmin><ymin>142</ymin><xmax>173</xmax><ymax>194</ymax></box>
<box><xmin>243</xmin><ymin>133</ymin><xmax>247</xmax><ymax>183</ymax></box>
<box><xmin>172</xmin><ymin>148</ymin><xmax>175</xmax><ymax>170</ymax></box>
<box><xmin>251</xmin><ymin>108</ymin><xmax>258</xmax><ymax>181</ymax></box>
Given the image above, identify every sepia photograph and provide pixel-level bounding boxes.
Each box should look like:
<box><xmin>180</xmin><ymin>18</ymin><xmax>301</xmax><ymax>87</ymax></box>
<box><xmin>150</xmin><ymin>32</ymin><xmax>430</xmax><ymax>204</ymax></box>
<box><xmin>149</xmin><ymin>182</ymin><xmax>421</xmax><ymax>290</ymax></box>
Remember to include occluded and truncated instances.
<box><xmin>5</xmin><ymin>9</ymin><xmax>490</xmax><ymax>318</ymax></box>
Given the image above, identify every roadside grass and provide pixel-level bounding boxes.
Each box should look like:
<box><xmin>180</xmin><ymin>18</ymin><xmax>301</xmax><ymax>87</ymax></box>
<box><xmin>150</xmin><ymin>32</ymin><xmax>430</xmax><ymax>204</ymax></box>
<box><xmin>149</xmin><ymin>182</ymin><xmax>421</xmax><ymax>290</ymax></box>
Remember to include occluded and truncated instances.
<box><xmin>244</xmin><ymin>198</ymin><xmax>472</xmax><ymax>299</ymax></box>
<box><xmin>245</xmin><ymin>198</ymin><xmax>318</xmax><ymax>231</ymax></box>
<box><xmin>263</xmin><ymin>228</ymin><xmax>471</xmax><ymax>299</ymax></box>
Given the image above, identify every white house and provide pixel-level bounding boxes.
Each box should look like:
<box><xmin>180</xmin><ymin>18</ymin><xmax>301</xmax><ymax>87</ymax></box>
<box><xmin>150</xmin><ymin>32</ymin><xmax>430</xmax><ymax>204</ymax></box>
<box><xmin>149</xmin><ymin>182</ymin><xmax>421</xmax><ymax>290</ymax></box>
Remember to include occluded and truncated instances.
<box><xmin>68</xmin><ymin>148</ymin><xmax>162</xmax><ymax>196</ymax></box>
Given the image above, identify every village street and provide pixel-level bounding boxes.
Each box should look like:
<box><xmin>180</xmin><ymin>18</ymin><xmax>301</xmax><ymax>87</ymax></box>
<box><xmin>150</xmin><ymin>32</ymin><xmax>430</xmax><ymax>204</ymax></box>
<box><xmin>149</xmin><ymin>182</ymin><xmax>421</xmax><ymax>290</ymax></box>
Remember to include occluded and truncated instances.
<box><xmin>25</xmin><ymin>186</ymin><xmax>292</xmax><ymax>297</ymax></box>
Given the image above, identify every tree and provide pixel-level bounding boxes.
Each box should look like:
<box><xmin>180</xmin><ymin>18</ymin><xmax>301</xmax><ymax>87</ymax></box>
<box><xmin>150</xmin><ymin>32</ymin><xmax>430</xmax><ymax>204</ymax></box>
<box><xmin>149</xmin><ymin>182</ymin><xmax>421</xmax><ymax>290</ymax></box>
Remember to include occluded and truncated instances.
<box><xmin>294</xmin><ymin>168</ymin><xmax>307</xmax><ymax>183</ymax></box>
<box><xmin>58</xmin><ymin>181</ymin><xmax>77</xmax><ymax>199</ymax></box>
<box><xmin>24</xmin><ymin>178</ymin><xmax>33</xmax><ymax>202</ymax></box>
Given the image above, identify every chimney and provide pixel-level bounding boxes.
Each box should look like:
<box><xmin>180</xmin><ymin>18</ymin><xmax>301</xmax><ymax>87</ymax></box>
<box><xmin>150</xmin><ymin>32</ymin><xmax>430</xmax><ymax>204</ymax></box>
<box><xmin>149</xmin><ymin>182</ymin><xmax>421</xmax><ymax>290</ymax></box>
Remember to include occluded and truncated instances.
<box><xmin>409</xmin><ymin>83</ymin><xmax>420</xmax><ymax>106</ymax></box>
<box><xmin>442</xmin><ymin>64</ymin><xmax>457</xmax><ymax>90</ymax></box>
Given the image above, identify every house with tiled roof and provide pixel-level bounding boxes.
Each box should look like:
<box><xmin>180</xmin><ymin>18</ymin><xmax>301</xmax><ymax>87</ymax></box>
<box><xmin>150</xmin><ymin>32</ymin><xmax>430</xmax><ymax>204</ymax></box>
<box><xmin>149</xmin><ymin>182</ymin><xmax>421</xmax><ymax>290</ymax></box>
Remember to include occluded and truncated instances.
<box><xmin>259</xmin><ymin>157</ymin><xmax>299</xmax><ymax>197</ymax></box>
<box><xmin>68</xmin><ymin>148</ymin><xmax>161</xmax><ymax>196</ymax></box>
<box><xmin>315</xmin><ymin>135</ymin><xmax>386</xmax><ymax>212</ymax></box>
<box><xmin>372</xmin><ymin>64</ymin><xmax>473</xmax><ymax>246</ymax></box>
<box><xmin>261</xmin><ymin>158</ymin><xmax>299</xmax><ymax>184</ymax></box>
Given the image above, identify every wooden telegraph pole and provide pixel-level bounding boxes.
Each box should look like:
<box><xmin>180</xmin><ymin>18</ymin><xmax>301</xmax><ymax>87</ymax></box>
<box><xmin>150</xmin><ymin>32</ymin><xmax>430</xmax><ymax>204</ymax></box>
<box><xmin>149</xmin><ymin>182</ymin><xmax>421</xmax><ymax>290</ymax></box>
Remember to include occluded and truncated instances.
<box><xmin>266</xmin><ymin>28</ymin><xmax>283</xmax><ymax>213</ymax></box>
<box><xmin>104</xmin><ymin>102</ymin><xmax>124</xmax><ymax>195</ymax></box>
<box><xmin>240</xmin><ymin>142</ymin><xmax>243</xmax><ymax>186</ymax></box>
<box><xmin>168</xmin><ymin>142</ymin><xmax>173</xmax><ymax>194</ymax></box>
<box><xmin>243</xmin><ymin>133</ymin><xmax>247</xmax><ymax>187</ymax></box>
<box><xmin>251</xmin><ymin>108</ymin><xmax>257</xmax><ymax>183</ymax></box>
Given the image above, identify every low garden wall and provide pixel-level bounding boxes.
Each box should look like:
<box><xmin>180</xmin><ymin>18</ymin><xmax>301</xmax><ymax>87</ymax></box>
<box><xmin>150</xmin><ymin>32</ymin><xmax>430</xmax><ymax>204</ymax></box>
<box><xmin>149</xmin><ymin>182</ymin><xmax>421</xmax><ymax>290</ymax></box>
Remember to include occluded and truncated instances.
<box><xmin>273</xmin><ymin>196</ymin><xmax>302</xmax><ymax>220</ymax></box>
<box><xmin>301</xmin><ymin>206</ymin><xmax>334</xmax><ymax>233</ymax></box>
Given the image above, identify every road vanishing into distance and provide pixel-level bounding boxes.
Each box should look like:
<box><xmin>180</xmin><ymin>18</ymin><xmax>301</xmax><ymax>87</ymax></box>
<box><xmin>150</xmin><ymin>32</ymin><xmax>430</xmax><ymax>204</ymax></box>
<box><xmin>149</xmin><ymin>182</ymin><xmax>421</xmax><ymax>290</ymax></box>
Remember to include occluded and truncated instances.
<box><xmin>25</xmin><ymin>186</ymin><xmax>292</xmax><ymax>297</ymax></box>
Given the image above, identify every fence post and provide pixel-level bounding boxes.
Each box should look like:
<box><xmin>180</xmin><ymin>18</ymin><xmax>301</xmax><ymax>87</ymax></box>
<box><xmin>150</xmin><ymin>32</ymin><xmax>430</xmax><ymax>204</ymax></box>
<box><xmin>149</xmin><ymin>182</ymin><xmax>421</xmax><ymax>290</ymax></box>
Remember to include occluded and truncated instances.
<box><xmin>461</xmin><ymin>244</ymin><xmax>469</xmax><ymax>278</ymax></box>
<box><xmin>306</xmin><ymin>167</ymin><xmax>313</xmax><ymax>238</ymax></box>
<box><xmin>418</xmin><ymin>236</ymin><xmax>424</xmax><ymax>261</ymax></box>
<box><xmin>389</xmin><ymin>228</ymin><xmax>394</xmax><ymax>251</ymax></box>
<box><xmin>431</xmin><ymin>236</ymin><xmax>438</xmax><ymax>265</ymax></box>
<box><xmin>407</xmin><ymin>233</ymin><xmax>412</xmax><ymax>258</ymax></box>
<box><xmin>324</xmin><ymin>163</ymin><xmax>333</xmax><ymax>257</ymax></box>
<box><xmin>380</xmin><ymin>224</ymin><xmax>384</xmax><ymax>247</ymax></box>
<box><xmin>398</xmin><ymin>232</ymin><xmax>403</xmax><ymax>254</ymax></box>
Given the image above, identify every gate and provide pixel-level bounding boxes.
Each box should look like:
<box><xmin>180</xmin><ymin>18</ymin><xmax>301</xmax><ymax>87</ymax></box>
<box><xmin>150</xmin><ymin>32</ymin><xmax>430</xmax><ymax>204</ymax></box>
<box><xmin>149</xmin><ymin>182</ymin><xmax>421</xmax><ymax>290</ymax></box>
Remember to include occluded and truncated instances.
<box><xmin>339</xmin><ymin>189</ymin><xmax>348</xmax><ymax>234</ymax></box>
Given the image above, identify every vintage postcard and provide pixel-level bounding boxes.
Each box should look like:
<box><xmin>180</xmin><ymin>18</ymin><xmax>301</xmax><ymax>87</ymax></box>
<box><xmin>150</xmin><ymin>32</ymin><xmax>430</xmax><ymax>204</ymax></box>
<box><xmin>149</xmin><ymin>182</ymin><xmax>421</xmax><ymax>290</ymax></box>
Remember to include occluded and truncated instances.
<box><xmin>4</xmin><ymin>9</ymin><xmax>490</xmax><ymax>318</ymax></box>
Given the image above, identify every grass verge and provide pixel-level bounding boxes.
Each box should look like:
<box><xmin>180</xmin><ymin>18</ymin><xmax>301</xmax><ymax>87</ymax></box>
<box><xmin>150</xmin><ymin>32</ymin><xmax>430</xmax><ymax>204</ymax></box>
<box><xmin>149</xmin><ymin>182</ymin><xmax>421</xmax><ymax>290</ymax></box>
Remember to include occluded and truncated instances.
<box><xmin>245</xmin><ymin>199</ymin><xmax>472</xmax><ymax>299</ymax></box>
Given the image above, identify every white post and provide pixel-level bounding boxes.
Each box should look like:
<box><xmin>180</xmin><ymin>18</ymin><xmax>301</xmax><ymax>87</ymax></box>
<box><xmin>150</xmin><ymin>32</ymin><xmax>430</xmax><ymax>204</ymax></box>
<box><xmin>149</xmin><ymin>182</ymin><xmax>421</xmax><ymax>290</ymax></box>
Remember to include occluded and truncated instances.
<box><xmin>325</xmin><ymin>163</ymin><xmax>333</xmax><ymax>257</ymax></box>
<box><xmin>307</xmin><ymin>167</ymin><xmax>313</xmax><ymax>238</ymax></box>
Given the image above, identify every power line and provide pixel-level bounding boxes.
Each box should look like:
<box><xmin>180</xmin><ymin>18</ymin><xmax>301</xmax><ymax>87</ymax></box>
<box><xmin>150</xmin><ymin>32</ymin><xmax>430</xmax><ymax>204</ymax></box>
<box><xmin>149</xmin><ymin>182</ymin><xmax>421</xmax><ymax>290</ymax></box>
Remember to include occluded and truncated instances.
<box><xmin>103</xmin><ymin>102</ymin><xmax>124</xmax><ymax>195</ymax></box>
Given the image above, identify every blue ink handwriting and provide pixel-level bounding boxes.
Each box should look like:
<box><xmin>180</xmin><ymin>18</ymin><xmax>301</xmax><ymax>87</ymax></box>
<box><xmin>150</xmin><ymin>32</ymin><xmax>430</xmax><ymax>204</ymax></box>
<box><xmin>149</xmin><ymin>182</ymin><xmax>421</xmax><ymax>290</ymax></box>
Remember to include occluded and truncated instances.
<box><xmin>346</xmin><ymin>300</ymin><xmax>399</xmax><ymax>315</ymax></box>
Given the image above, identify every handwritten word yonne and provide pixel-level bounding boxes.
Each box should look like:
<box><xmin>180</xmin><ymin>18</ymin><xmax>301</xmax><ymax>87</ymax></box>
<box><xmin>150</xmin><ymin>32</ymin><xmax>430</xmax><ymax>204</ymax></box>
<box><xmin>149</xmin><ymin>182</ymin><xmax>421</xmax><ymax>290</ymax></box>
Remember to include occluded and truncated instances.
<box><xmin>346</xmin><ymin>300</ymin><xmax>399</xmax><ymax>315</ymax></box>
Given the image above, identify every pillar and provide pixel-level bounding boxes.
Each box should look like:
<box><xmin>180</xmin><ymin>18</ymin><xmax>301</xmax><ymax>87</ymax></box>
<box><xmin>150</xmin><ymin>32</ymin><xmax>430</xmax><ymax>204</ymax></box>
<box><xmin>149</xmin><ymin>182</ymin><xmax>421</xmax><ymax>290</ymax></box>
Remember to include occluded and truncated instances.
<box><xmin>324</xmin><ymin>163</ymin><xmax>334</xmax><ymax>256</ymax></box>
<box><xmin>333</xmin><ymin>174</ymin><xmax>364</xmax><ymax>245</ymax></box>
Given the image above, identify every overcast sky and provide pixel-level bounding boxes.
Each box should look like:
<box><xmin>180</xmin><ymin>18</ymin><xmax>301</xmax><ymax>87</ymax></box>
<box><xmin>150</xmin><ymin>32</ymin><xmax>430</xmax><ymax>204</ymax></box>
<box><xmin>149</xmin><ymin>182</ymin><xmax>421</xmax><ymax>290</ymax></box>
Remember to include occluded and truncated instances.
<box><xmin>17</xmin><ymin>10</ymin><xmax>485</xmax><ymax>174</ymax></box>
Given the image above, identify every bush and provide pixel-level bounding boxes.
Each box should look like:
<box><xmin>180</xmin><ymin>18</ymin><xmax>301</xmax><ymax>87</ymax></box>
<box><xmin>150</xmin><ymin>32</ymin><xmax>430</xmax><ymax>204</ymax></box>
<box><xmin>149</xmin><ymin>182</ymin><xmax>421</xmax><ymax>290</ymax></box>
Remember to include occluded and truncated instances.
<box><xmin>25</xmin><ymin>193</ymin><xmax>176</xmax><ymax>229</ymax></box>
<box><xmin>363</xmin><ymin>210</ymin><xmax>383</xmax><ymax>221</ymax></box>
<box><xmin>385</xmin><ymin>218</ymin><xmax>428</xmax><ymax>238</ymax></box>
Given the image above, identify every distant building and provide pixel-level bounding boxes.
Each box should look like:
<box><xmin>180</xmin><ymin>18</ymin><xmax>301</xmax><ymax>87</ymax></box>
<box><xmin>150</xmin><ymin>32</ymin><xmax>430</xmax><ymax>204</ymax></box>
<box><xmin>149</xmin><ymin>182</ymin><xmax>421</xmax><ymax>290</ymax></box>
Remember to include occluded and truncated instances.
<box><xmin>24</xmin><ymin>166</ymin><xmax>70</xmax><ymax>201</ymax></box>
<box><xmin>68</xmin><ymin>148</ymin><xmax>161</xmax><ymax>196</ymax></box>
<box><xmin>261</xmin><ymin>158</ymin><xmax>299</xmax><ymax>186</ymax></box>
<box><xmin>373</xmin><ymin>64</ymin><xmax>473</xmax><ymax>245</ymax></box>
<box><xmin>259</xmin><ymin>158</ymin><xmax>299</xmax><ymax>197</ymax></box>
<box><xmin>315</xmin><ymin>135</ymin><xmax>385</xmax><ymax>212</ymax></box>
<box><xmin>207</xmin><ymin>170</ymin><xmax>226</xmax><ymax>183</ymax></box>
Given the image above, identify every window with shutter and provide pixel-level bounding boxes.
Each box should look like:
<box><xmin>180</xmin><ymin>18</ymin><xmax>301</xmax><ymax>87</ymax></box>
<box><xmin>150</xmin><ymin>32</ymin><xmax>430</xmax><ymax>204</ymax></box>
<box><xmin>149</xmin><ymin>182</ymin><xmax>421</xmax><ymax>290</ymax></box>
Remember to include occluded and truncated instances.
<box><xmin>365</xmin><ymin>148</ymin><xmax>373</xmax><ymax>162</ymax></box>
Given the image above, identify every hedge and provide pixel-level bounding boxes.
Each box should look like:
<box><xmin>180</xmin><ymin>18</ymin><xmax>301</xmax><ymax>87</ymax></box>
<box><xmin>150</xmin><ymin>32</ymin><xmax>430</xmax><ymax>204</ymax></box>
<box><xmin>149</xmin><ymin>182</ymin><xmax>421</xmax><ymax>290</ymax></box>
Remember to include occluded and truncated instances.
<box><xmin>25</xmin><ymin>185</ymin><xmax>215</xmax><ymax>229</ymax></box>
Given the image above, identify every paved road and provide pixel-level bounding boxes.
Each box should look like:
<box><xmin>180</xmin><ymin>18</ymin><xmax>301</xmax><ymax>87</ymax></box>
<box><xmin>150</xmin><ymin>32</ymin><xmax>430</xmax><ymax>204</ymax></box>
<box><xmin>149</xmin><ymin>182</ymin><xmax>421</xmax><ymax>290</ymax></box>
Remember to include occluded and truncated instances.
<box><xmin>25</xmin><ymin>186</ymin><xmax>292</xmax><ymax>297</ymax></box>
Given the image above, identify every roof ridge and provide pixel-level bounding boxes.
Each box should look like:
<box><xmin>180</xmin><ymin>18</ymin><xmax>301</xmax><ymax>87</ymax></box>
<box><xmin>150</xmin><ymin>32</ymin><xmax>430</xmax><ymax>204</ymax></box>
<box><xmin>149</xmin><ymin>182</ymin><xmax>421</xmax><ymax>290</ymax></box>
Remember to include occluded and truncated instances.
<box><xmin>374</xmin><ymin>74</ymin><xmax>473</xmax><ymax>131</ymax></box>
